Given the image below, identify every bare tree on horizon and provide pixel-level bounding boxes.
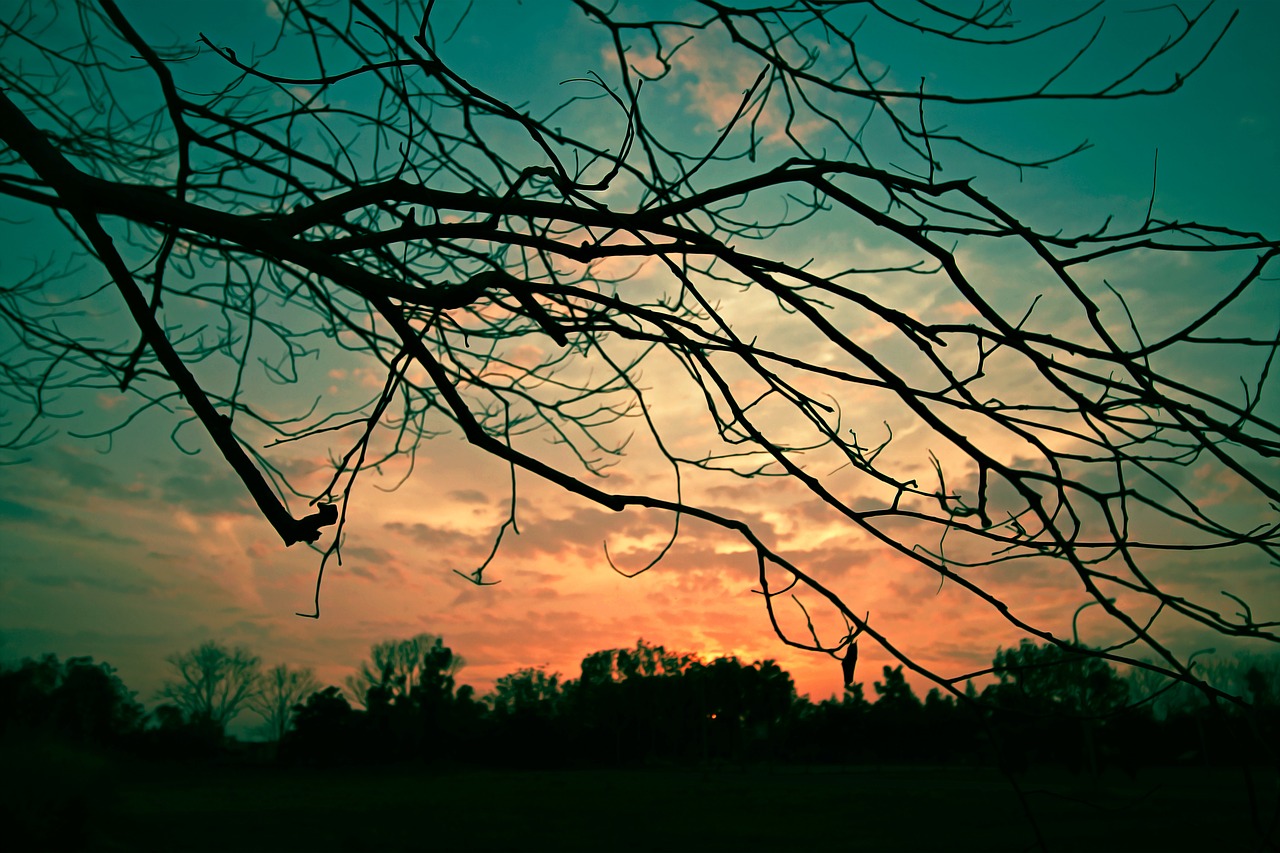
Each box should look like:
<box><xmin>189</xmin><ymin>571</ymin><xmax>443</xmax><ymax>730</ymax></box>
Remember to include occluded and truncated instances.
<box><xmin>251</xmin><ymin>662</ymin><xmax>320</xmax><ymax>743</ymax></box>
<box><xmin>157</xmin><ymin>640</ymin><xmax>262</xmax><ymax>732</ymax></box>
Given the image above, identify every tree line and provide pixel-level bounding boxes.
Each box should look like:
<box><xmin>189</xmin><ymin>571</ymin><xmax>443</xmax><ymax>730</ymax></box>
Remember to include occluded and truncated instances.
<box><xmin>1</xmin><ymin>636</ymin><xmax>1276</xmax><ymax>772</ymax></box>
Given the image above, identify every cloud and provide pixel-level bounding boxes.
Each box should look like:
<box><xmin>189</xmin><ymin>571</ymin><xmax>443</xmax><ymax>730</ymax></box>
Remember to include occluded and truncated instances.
<box><xmin>155</xmin><ymin>471</ymin><xmax>258</xmax><ymax>516</ymax></box>
<box><xmin>384</xmin><ymin>521</ymin><xmax>476</xmax><ymax>550</ymax></box>
<box><xmin>18</xmin><ymin>445</ymin><xmax>123</xmax><ymax>498</ymax></box>
<box><xmin>24</xmin><ymin>573</ymin><xmax>159</xmax><ymax>596</ymax></box>
<box><xmin>0</xmin><ymin>498</ymin><xmax>47</xmax><ymax>521</ymax></box>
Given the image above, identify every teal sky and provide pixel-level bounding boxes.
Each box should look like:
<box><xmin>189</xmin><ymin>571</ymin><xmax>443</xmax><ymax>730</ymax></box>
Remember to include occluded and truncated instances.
<box><xmin>1</xmin><ymin>0</ymin><xmax>1277</xmax><ymax>723</ymax></box>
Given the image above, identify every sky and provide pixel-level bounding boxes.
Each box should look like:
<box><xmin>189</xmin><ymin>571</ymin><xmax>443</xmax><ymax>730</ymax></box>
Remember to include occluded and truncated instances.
<box><xmin>1</xmin><ymin>0</ymin><xmax>1278</xmax><ymax>722</ymax></box>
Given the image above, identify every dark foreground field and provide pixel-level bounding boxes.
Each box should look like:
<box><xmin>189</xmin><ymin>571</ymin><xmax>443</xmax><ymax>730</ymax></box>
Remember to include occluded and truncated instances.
<box><xmin>5</xmin><ymin>749</ymin><xmax>1277</xmax><ymax>852</ymax></box>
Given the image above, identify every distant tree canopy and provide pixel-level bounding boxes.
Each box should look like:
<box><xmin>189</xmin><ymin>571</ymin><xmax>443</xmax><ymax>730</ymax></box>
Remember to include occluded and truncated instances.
<box><xmin>3</xmin><ymin>635</ymin><xmax>1278</xmax><ymax>778</ymax></box>
<box><xmin>990</xmin><ymin>639</ymin><xmax>1130</xmax><ymax>718</ymax></box>
<box><xmin>488</xmin><ymin>667</ymin><xmax>564</xmax><ymax>720</ymax></box>
<box><xmin>0</xmin><ymin>1</ymin><xmax>1276</xmax><ymax>703</ymax></box>
<box><xmin>0</xmin><ymin>654</ymin><xmax>143</xmax><ymax>745</ymax></box>
<box><xmin>345</xmin><ymin>633</ymin><xmax>463</xmax><ymax>710</ymax></box>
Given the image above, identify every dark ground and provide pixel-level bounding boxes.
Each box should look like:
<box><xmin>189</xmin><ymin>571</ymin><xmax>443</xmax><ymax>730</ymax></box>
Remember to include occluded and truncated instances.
<box><xmin>4</xmin><ymin>744</ymin><xmax>1277</xmax><ymax>852</ymax></box>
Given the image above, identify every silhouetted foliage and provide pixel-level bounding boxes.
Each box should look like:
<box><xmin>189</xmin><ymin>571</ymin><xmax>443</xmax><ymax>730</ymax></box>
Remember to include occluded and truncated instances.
<box><xmin>0</xmin><ymin>655</ymin><xmax>140</xmax><ymax>850</ymax></box>
<box><xmin>338</xmin><ymin>633</ymin><xmax>468</xmax><ymax>761</ymax></box>
<box><xmin>867</xmin><ymin>665</ymin><xmax>925</xmax><ymax>760</ymax></box>
<box><xmin>982</xmin><ymin>640</ymin><xmax>1132</xmax><ymax>773</ymax></box>
<box><xmin>482</xmin><ymin>667</ymin><xmax>566</xmax><ymax>767</ymax></box>
<box><xmin>989</xmin><ymin>640</ymin><xmax>1130</xmax><ymax>718</ymax></box>
<box><xmin>316</xmin><ymin>635</ymin><xmax>1272</xmax><ymax>773</ymax></box>
<box><xmin>687</xmin><ymin>655</ymin><xmax>797</xmax><ymax>761</ymax></box>
<box><xmin>134</xmin><ymin>702</ymin><xmax>225</xmax><ymax>759</ymax></box>
<box><xmin>283</xmin><ymin>686</ymin><xmax>368</xmax><ymax>764</ymax></box>
<box><xmin>0</xmin><ymin>654</ymin><xmax>143</xmax><ymax>745</ymax></box>
<box><xmin>2</xmin><ymin>637</ymin><xmax>1277</xmax><ymax>788</ymax></box>
<box><xmin>799</xmin><ymin>683</ymin><xmax>871</xmax><ymax>763</ymax></box>
<box><xmin>346</xmin><ymin>634</ymin><xmax>463</xmax><ymax>707</ymax></box>
<box><xmin>489</xmin><ymin>667</ymin><xmax>565</xmax><ymax>720</ymax></box>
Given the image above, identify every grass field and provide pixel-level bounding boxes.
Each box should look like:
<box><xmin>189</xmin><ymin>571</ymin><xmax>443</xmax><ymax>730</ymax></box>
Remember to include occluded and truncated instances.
<box><xmin>5</xmin><ymin>749</ymin><xmax>1277</xmax><ymax>851</ymax></box>
<box><xmin>5</xmin><ymin>737</ymin><xmax>1274</xmax><ymax>850</ymax></box>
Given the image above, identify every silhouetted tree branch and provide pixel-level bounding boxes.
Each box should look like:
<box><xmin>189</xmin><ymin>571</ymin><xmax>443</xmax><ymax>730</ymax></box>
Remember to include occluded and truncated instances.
<box><xmin>1</xmin><ymin>0</ymin><xmax>1276</xmax><ymax>721</ymax></box>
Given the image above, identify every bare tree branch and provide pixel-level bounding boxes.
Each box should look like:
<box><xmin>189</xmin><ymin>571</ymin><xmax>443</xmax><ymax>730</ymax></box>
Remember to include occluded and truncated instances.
<box><xmin>0</xmin><ymin>0</ymin><xmax>1275</xmax><ymax>720</ymax></box>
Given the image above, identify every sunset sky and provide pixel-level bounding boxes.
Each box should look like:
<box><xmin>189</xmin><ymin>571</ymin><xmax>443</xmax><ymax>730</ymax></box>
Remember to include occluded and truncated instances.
<box><xmin>2</xmin><ymin>0</ymin><xmax>1278</xmax><ymax>723</ymax></box>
